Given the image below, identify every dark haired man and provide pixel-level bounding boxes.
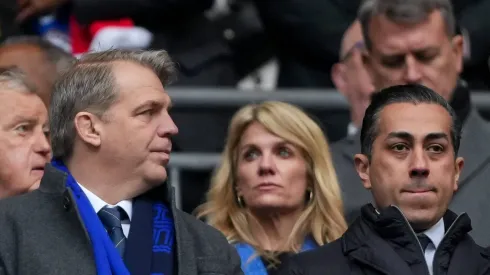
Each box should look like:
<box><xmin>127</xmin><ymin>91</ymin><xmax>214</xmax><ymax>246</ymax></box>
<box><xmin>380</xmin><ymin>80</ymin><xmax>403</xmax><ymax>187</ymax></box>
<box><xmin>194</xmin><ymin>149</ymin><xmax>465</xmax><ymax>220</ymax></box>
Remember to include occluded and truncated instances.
<box><xmin>331</xmin><ymin>0</ymin><xmax>490</xmax><ymax>246</ymax></box>
<box><xmin>278</xmin><ymin>84</ymin><xmax>490</xmax><ymax>275</ymax></box>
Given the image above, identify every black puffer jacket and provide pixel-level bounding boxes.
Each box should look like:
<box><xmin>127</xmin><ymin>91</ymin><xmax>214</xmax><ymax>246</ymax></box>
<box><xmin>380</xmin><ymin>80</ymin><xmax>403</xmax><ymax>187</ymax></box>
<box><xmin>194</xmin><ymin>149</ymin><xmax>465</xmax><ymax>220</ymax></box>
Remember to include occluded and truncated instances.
<box><xmin>278</xmin><ymin>204</ymin><xmax>490</xmax><ymax>275</ymax></box>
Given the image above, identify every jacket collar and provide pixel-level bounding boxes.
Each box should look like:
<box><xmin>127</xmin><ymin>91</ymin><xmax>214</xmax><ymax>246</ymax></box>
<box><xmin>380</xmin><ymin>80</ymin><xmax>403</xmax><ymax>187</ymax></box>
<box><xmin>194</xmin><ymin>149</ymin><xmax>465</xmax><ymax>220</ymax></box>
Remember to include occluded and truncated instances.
<box><xmin>39</xmin><ymin>163</ymin><xmax>176</xmax><ymax>208</ymax></box>
<box><xmin>342</xmin><ymin>204</ymin><xmax>472</xmax><ymax>270</ymax></box>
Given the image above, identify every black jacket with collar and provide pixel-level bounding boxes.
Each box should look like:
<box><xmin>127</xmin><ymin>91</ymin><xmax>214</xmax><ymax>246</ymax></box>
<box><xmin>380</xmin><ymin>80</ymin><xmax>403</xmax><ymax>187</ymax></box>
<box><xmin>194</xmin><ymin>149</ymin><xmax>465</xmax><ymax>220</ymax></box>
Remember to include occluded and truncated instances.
<box><xmin>331</xmin><ymin>81</ymin><xmax>490</xmax><ymax>246</ymax></box>
<box><xmin>277</xmin><ymin>204</ymin><xmax>490</xmax><ymax>275</ymax></box>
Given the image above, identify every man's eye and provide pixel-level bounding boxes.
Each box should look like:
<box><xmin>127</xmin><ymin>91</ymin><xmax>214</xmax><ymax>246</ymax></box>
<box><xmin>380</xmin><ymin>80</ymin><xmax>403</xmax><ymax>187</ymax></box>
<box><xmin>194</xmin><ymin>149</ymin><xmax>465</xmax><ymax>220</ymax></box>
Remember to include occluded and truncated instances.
<box><xmin>392</xmin><ymin>144</ymin><xmax>408</xmax><ymax>151</ymax></box>
<box><xmin>15</xmin><ymin>125</ymin><xmax>29</xmax><ymax>133</ymax></box>
<box><xmin>427</xmin><ymin>145</ymin><xmax>444</xmax><ymax>153</ymax></box>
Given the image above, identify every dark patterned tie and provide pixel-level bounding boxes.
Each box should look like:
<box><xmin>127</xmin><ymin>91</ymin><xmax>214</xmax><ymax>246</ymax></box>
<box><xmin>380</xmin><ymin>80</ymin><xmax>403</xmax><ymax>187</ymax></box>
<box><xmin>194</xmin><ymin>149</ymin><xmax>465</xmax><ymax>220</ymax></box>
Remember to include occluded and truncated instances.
<box><xmin>98</xmin><ymin>205</ymin><xmax>127</xmax><ymax>256</ymax></box>
<box><xmin>418</xmin><ymin>234</ymin><xmax>432</xmax><ymax>252</ymax></box>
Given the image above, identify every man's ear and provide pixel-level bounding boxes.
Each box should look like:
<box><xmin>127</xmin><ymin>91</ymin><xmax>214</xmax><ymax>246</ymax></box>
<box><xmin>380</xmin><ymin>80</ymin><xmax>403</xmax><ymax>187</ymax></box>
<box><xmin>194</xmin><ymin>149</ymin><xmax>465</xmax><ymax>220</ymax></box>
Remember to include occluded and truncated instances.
<box><xmin>451</xmin><ymin>34</ymin><xmax>464</xmax><ymax>74</ymax></box>
<box><xmin>354</xmin><ymin>153</ymin><xmax>371</xmax><ymax>189</ymax></box>
<box><xmin>73</xmin><ymin>111</ymin><xmax>103</xmax><ymax>148</ymax></box>
<box><xmin>362</xmin><ymin>51</ymin><xmax>376</xmax><ymax>80</ymax></box>
<box><xmin>453</xmin><ymin>157</ymin><xmax>465</xmax><ymax>191</ymax></box>
<box><xmin>331</xmin><ymin>63</ymin><xmax>347</xmax><ymax>96</ymax></box>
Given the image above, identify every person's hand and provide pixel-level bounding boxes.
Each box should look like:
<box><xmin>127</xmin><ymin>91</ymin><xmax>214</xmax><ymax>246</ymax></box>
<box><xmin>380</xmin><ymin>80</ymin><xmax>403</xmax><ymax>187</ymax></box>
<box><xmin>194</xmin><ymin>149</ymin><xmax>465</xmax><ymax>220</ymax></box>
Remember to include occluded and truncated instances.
<box><xmin>16</xmin><ymin>0</ymin><xmax>69</xmax><ymax>22</ymax></box>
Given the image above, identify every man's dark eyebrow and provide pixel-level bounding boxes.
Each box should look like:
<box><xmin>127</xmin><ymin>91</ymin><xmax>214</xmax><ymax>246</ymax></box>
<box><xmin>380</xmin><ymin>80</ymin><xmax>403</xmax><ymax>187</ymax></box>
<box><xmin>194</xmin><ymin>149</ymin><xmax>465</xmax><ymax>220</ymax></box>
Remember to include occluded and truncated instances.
<box><xmin>381</xmin><ymin>46</ymin><xmax>439</xmax><ymax>58</ymax></box>
<box><xmin>385</xmin><ymin>131</ymin><xmax>413</xmax><ymax>142</ymax></box>
<box><xmin>424</xmin><ymin>132</ymin><xmax>449</xmax><ymax>142</ymax></box>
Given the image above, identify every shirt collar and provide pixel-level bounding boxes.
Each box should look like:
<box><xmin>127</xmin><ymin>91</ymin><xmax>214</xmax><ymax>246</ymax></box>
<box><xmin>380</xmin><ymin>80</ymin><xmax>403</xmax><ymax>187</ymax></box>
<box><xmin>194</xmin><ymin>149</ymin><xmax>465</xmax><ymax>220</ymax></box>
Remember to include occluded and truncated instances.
<box><xmin>420</xmin><ymin>218</ymin><xmax>445</xmax><ymax>248</ymax></box>
<box><xmin>77</xmin><ymin>182</ymin><xmax>133</xmax><ymax>221</ymax></box>
<box><xmin>347</xmin><ymin>122</ymin><xmax>359</xmax><ymax>137</ymax></box>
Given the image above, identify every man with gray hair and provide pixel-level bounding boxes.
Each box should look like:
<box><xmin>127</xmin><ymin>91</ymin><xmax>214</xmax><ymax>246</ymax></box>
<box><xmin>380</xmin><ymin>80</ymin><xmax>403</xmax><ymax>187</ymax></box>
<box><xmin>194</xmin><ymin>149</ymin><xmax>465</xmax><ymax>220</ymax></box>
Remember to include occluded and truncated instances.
<box><xmin>0</xmin><ymin>35</ymin><xmax>75</xmax><ymax>107</ymax></box>
<box><xmin>331</xmin><ymin>0</ymin><xmax>490</xmax><ymax>246</ymax></box>
<box><xmin>0</xmin><ymin>66</ymin><xmax>51</xmax><ymax>199</ymax></box>
<box><xmin>0</xmin><ymin>49</ymin><xmax>243</xmax><ymax>275</ymax></box>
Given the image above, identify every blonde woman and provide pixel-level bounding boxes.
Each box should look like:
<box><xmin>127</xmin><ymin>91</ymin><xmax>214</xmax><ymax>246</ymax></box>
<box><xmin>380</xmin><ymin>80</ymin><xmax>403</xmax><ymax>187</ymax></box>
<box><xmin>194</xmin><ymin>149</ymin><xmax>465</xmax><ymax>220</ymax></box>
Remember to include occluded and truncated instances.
<box><xmin>196</xmin><ymin>101</ymin><xmax>347</xmax><ymax>274</ymax></box>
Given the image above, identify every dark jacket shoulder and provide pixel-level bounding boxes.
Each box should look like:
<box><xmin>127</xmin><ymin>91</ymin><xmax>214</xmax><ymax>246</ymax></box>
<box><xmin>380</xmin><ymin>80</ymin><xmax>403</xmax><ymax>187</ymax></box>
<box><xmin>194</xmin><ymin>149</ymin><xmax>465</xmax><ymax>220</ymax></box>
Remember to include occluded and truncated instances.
<box><xmin>174</xmin><ymin>210</ymin><xmax>243</xmax><ymax>275</ymax></box>
<box><xmin>177</xmin><ymin>209</ymin><xmax>234</xmax><ymax>253</ymax></box>
<box><xmin>278</xmin><ymin>239</ymin><xmax>350</xmax><ymax>275</ymax></box>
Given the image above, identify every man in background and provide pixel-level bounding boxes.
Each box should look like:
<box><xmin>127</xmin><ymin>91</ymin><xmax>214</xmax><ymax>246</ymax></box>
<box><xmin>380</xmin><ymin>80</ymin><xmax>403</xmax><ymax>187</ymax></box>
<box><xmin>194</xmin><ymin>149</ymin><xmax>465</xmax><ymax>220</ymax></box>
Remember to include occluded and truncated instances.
<box><xmin>0</xmin><ymin>66</ymin><xmax>51</xmax><ymax>199</ymax></box>
<box><xmin>331</xmin><ymin>20</ymin><xmax>374</xmax><ymax>138</ymax></box>
<box><xmin>0</xmin><ymin>36</ymin><xmax>74</xmax><ymax>107</ymax></box>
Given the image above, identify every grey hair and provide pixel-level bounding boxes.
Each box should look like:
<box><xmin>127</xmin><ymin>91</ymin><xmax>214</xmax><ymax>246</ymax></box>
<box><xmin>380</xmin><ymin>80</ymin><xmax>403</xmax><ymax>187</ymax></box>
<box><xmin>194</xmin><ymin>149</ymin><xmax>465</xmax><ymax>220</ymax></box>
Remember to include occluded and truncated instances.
<box><xmin>50</xmin><ymin>49</ymin><xmax>177</xmax><ymax>160</ymax></box>
<box><xmin>0</xmin><ymin>66</ymin><xmax>36</xmax><ymax>94</ymax></box>
<box><xmin>2</xmin><ymin>35</ymin><xmax>75</xmax><ymax>76</ymax></box>
<box><xmin>358</xmin><ymin>0</ymin><xmax>456</xmax><ymax>50</ymax></box>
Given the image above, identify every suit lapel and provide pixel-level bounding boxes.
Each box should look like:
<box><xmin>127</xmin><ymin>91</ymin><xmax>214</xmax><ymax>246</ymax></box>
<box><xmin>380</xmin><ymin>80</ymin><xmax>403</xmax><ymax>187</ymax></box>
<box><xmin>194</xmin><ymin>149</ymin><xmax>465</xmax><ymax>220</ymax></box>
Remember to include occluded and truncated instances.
<box><xmin>457</xmin><ymin>110</ymin><xmax>490</xmax><ymax>186</ymax></box>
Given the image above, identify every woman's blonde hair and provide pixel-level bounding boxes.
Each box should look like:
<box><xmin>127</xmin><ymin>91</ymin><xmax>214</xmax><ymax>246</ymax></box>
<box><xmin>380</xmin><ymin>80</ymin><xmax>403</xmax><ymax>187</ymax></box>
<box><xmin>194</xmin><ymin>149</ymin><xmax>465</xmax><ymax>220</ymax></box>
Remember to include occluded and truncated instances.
<box><xmin>196</xmin><ymin>101</ymin><xmax>347</xmax><ymax>263</ymax></box>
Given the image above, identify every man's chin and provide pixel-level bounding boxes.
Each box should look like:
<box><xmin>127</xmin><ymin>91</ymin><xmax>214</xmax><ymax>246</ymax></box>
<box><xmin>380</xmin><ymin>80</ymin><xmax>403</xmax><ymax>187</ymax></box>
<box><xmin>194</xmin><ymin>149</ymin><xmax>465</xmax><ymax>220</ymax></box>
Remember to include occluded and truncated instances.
<box><xmin>145</xmin><ymin>168</ymin><xmax>168</xmax><ymax>186</ymax></box>
<box><xmin>402</xmin><ymin>209</ymin><xmax>440</xmax><ymax>230</ymax></box>
<box><xmin>28</xmin><ymin>180</ymin><xmax>42</xmax><ymax>192</ymax></box>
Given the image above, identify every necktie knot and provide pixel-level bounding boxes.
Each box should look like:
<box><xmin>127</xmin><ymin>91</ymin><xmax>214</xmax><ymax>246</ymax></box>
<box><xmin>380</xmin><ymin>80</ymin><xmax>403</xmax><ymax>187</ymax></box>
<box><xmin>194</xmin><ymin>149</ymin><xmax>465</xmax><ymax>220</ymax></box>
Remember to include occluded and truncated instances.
<box><xmin>417</xmin><ymin>234</ymin><xmax>432</xmax><ymax>251</ymax></box>
<box><xmin>98</xmin><ymin>205</ymin><xmax>127</xmax><ymax>256</ymax></box>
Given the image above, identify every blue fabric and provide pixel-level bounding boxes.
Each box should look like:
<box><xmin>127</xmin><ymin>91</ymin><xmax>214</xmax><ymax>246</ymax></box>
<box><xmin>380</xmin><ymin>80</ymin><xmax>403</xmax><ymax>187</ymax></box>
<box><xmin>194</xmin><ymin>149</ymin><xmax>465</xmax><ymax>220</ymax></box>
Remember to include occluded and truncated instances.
<box><xmin>52</xmin><ymin>160</ymin><xmax>175</xmax><ymax>275</ymax></box>
<box><xmin>150</xmin><ymin>203</ymin><xmax>175</xmax><ymax>275</ymax></box>
<box><xmin>123</xmin><ymin>200</ymin><xmax>175</xmax><ymax>275</ymax></box>
<box><xmin>98</xmin><ymin>206</ymin><xmax>127</xmax><ymax>256</ymax></box>
<box><xmin>235</xmin><ymin>237</ymin><xmax>319</xmax><ymax>275</ymax></box>
<box><xmin>51</xmin><ymin>159</ymin><xmax>130</xmax><ymax>275</ymax></box>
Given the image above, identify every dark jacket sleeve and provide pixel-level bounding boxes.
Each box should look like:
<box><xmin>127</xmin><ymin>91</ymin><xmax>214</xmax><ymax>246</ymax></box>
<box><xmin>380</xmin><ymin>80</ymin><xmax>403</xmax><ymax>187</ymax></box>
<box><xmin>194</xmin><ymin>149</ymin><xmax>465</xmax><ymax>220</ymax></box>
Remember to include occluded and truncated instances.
<box><xmin>457</xmin><ymin>0</ymin><xmax>490</xmax><ymax>66</ymax></box>
<box><xmin>72</xmin><ymin>0</ymin><xmax>213</xmax><ymax>25</ymax></box>
<box><xmin>252</xmin><ymin>0</ymin><xmax>358</xmax><ymax>69</ymax></box>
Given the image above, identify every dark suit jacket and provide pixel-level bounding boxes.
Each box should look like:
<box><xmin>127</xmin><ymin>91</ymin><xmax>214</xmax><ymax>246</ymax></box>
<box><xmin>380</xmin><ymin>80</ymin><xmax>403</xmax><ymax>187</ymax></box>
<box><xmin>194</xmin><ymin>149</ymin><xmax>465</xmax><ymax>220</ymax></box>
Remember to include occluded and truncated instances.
<box><xmin>331</xmin><ymin>108</ymin><xmax>490</xmax><ymax>246</ymax></box>
<box><xmin>0</xmin><ymin>164</ymin><xmax>243</xmax><ymax>275</ymax></box>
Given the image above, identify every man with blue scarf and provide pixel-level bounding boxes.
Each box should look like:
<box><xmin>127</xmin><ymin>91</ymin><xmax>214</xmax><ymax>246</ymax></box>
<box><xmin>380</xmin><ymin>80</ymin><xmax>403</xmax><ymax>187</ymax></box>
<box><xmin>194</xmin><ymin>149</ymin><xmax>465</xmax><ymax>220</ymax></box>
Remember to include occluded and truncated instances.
<box><xmin>0</xmin><ymin>49</ymin><xmax>243</xmax><ymax>275</ymax></box>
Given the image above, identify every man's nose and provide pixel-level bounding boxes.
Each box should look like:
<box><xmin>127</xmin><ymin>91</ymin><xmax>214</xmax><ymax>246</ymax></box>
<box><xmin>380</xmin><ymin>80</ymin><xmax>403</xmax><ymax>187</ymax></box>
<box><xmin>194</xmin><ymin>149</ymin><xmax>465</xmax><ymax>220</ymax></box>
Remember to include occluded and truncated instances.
<box><xmin>403</xmin><ymin>55</ymin><xmax>423</xmax><ymax>84</ymax></box>
<box><xmin>157</xmin><ymin>113</ymin><xmax>179</xmax><ymax>137</ymax></box>
<box><xmin>409</xmin><ymin>147</ymin><xmax>430</xmax><ymax>178</ymax></box>
<box><xmin>34</xmin><ymin>132</ymin><xmax>51</xmax><ymax>158</ymax></box>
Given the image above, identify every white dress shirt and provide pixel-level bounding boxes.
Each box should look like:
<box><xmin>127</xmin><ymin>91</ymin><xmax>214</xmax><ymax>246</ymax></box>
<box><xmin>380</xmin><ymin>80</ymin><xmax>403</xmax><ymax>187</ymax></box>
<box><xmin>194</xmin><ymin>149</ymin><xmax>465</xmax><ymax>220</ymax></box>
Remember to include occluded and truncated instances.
<box><xmin>77</xmin><ymin>183</ymin><xmax>133</xmax><ymax>238</ymax></box>
<box><xmin>419</xmin><ymin>218</ymin><xmax>445</xmax><ymax>275</ymax></box>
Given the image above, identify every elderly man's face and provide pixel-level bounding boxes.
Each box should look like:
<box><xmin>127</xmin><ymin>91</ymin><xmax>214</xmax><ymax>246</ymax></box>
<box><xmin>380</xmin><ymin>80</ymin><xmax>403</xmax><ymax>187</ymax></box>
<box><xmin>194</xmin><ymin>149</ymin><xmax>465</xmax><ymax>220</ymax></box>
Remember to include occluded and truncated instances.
<box><xmin>0</xmin><ymin>87</ymin><xmax>51</xmax><ymax>199</ymax></box>
<box><xmin>365</xmin><ymin>11</ymin><xmax>463</xmax><ymax>101</ymax></box>
<box><xmin>0</xmin><ymin>44</ymin><xmax>54</xmax><ymax>107</ymax></box>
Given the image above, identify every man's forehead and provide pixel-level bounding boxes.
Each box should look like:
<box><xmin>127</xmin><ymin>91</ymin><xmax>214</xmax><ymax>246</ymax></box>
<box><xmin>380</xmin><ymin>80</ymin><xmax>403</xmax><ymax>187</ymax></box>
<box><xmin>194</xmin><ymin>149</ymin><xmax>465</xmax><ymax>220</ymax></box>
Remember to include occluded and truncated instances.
<box><xmin>377</xmin><ymin>103</ymin><xmax>452</xmax><ymax>136</ymax></box>
<box><xmin>341</xmin><ymin>23</ymin><xmax>364</xmax><ymax>57</ymax></box>
<box><xmin>0</xmin><ymin>44</ymin><xmax>45</xmax><ymax>60</ymax></box>
<box><xmin>0</xmin><ymin>91</ymin><xmax>47</xmax><ymax>121</ymax></box>
<box><xmin>368</xmin><ymin>10</ymin><xmax>449</xmax><ymax>54</ymax></box>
